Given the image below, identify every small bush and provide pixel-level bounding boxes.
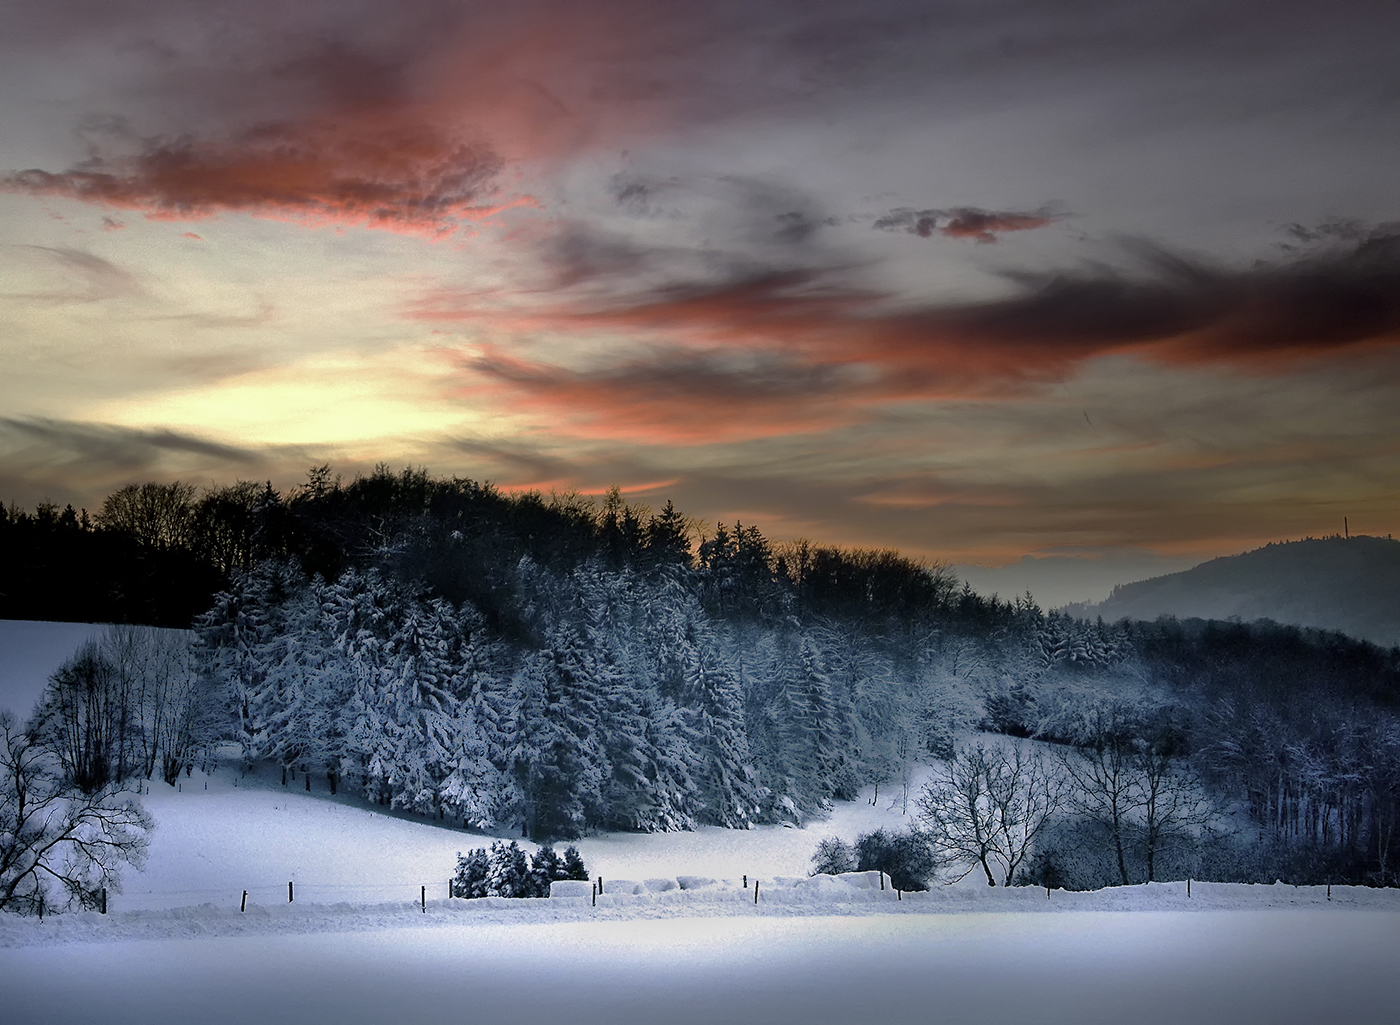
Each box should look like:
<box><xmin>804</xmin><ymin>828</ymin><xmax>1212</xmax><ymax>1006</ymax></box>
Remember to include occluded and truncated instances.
<box><xmin>854</xmin><ymin>827</ymin><xmax>935</xmax><ymax>891</ymax></box>
<box><xmin>811</xmin><ymin>836</ymin><xmax>856</xmax><ymax>875</ymax></box>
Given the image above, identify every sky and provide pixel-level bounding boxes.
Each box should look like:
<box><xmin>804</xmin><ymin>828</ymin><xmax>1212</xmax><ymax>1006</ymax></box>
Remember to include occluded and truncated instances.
<box><xmin>3</xmin><ymin>0</ymin><xmax>1399</xmax><ymax>605</ymax></box>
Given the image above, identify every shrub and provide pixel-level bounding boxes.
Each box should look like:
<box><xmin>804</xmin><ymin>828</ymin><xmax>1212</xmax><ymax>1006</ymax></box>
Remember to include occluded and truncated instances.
<box><xmin>810</xmin><ymin>836</ymin><xmax>856</xmax><ymax>875</ymax></box>
<box><xmin>854</xmin><ymin>827</ymin><xmax>935</xmax><ymax>891</ymax></box>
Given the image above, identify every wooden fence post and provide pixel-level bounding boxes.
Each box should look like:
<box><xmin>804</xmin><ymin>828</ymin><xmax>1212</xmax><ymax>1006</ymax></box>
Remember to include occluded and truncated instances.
<box><xmin>1187</xmin><ymin>878</ymin><xmax>1191</xmax><ymax>898</ymax></box>
<box><xmin>241</xmin><ymin>890</ymin><xmax>247</xmax><ymax>912</ymax></box>
<box><xmin>879</xmin><ymin>872</ymin><xmax>885</xmax><ymax>891</ymax></box>
<box><xmin>754</xmin><ymin>880</ymin><xmax>759</xmax><ymax>904</ymax></box>
<box><xmin>598</xmin><ymin>876</ymin><xmax>603</xmax><ymax>895</ymax></box>
<box><xmin>592</xmin><ymin>883</ymin><xmax>597</xmax><ymax>907</ymax></box>
<box><xmin>100</xmin><ymin>887</ymin><xmax>107</xmax><ymax>914</ymax></box>
<box><xmin>288</xmin><ymin>881</ymin><xmax>294</xmax><ymax>903</ymax></box>
<box><xmin>421</xmin><ymin>885</ymin><xmax>426</xmax><ymax>912</ymax></box>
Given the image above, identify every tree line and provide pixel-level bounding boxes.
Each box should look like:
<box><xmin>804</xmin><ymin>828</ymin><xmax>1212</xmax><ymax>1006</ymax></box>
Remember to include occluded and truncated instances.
<box><xmin>4</xmin><ymin>464</ymin><xmax>1400</xmax><ymax>913</ymax></box>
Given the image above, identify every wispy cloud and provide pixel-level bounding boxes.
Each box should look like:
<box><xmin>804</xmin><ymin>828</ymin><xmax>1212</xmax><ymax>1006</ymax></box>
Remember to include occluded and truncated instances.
<box><xmin>459</xmin><ymin>344</ymin><xmax>870</xmax><ymax>442</ymax></box>
<box><xmin>874</xmin><ymin>206</ymin><xmax>1057</xmax><ymax>243</ymax></box>
<box><xmin>3</xmin><ymin>246</ymin><xmax>144</xmax><ymax>303</ymax></box>
<box><xmin>417</xmin><ymin>231</ymin><xmax>1400</xmax><ymax>442</ymax></box>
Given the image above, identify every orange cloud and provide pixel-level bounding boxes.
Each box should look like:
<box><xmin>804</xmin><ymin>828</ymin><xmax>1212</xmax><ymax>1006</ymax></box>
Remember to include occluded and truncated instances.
<box><xmin>7</xmin><ymin>117</ymin><xmax>508</xmax><ymax>236</ymax></box>
<box><xmin>2</xmin><ymin>4</ymin><xmax>686</xmax><ymax>234</ymax></box>
<box><xmin>455</xmin><ymin>343</ymin><xmax>872</xmax><ymax>443</ymax></box>
<box><xmin>419</xmin><ymin>233</ymin><xmax>1400</xmax><ymax>442</ymax></box>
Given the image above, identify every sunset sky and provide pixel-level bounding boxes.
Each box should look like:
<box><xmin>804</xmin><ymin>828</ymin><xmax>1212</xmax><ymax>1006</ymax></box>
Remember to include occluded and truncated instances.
<box><xmin>3</xmin><ymin>0</ymin><xmax>1398</xmax><ymax>605</ymax></box>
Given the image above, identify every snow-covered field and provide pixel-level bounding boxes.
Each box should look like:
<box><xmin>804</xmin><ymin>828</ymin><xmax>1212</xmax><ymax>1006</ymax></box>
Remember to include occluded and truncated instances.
<box><xmin>3</xmin><ymin>621</ymin><xmax>1398</xmax><ymax>1024</ymax></box>
<box><xmin>3</xmin><ymin>760</ymin><xmax>1397</xmax><ymax>1025</ymax></box>
<box><xmin>0</xmin><ymin>619</ymin><xmax>109</xmax><ymax>720</ymax></box>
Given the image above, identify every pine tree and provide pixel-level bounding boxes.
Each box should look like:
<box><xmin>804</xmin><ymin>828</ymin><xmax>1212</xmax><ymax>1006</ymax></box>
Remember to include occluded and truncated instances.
<box><xmin>485</xmin><ymin>840</ymin><xmax>532</xmax><ymax>897</ymax></box>
<box><xmin>452</xmin><ymin>848</ymin><xmax>490</xmax><ymax>898</ymax></box>
<box><xmin>528</xmin><ymin>844</ymin><xmax>564</xmax><ymax>896</ymax></box>
<box><xmin>686</xmin><ymin>637</ymin><xmax>760</xmax><ymax>827</ymax></box>
<box><xmin>562</xmin><ymin>845</ymin><xmax>588</xmax><ymax>880</ymax></box>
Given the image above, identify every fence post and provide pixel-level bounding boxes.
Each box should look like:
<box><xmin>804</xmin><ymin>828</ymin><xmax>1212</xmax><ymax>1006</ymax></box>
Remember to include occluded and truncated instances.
<box><xmin>100</xmin><ymin>887</ymin><xmax>107</xmax><ymax>914</ymax></box>
<box><xmin>1187</xmin><ymin>878</ymin><xmax>1191</xmax><ymax>898</ymax></box>
<box><xmin>1327</xmin><ymin>881</ymin><xmax>1332</xmax><ymax>900</ymax></box>
<box><xmin>754</xmin><ymin>880</ymin><xmax>759</xmax><ymax>904</ymax></box>
<box><xmin>421</xmin><ymin>885</ymin><xmax>426</xmax><ymax>913</ymax></box>
<box><xmin>743</xmin><ymin>874</ymin><xmax>747</xmax><ymax>889</ymax></box>
<box><xmin>592</xmin><ymin>883</ymin><xmax>596</xmax><ymax>907</ymax></box>
<box><xmin>241</xmin><ymin>890</ymin><xmax>247</xmax><ymax>913</ymax></box>
<box><xmin>598</xmin><ymin>876</ymin><xmax>603</xmax><ymax>895</ymax></box>
<box><xmin>879</xmin><ymin>872</ymin><xmax>885</xmax><ymax>891</ymax></box>
<box><xmin>288</xmin><ymin>881</ymin><xmax>294</xmax><ymax>903</ymax></box>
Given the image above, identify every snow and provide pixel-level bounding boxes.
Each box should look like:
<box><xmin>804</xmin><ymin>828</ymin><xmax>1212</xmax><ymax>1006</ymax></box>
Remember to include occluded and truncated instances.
<box><xmin>0</xmin><ymin>619</ymin><xmax>109</xmax><ymax>722</ymax></box>
<box><xmin>3</xmin><ymin>912</ymin><xmax>1396</xmax><ymax>1025</ymax></box>
<box><xmin>67</xmin><ymin>756</ymin><xmax>939</xmax><ymax>913</ymax></box>
<box><xmin>4</xmin><ymin>622</ymin><xmax>1398</xmax><ymax>1024</ymax></box>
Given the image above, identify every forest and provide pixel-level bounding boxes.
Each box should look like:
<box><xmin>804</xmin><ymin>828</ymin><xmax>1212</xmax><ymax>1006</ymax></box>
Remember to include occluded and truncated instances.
<box><xmin>4</xmin><ymin>465</ymin><xmax>1399</xmax><ymax>893</ymax></box>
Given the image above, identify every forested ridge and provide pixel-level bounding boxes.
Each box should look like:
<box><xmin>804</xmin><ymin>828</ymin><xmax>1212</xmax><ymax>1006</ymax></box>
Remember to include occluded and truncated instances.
<box><xmin>5</xmin><ymin>466</ymin><xmax>1400</xmax><ymax>888</ymax></box>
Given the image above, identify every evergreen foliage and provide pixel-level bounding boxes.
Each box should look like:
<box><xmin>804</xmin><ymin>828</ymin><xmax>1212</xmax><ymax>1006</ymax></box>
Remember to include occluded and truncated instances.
<box><xmin>451</xmin><ymin>841</ymin><xmax>587</xmax><ymax>898</ymax></box>
<box><xmin>9</xmin><ymin>467</ymin><xmax>1400</xmax><ymax>886</ymax></box>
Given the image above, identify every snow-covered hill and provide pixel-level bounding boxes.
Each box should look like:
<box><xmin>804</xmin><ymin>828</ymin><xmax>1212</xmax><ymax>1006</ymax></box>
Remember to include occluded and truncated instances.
<box><xmin>88</xmin><ymin>755</ymin><xmax>935</xmax><ymax>913</ymax></box>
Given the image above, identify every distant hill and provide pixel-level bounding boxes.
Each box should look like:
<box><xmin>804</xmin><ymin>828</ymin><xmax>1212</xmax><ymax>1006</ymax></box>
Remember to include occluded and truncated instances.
<box><xmin>1061</xmin><ymin>535</ymin><xmax>1400</xmax><ymax>648</ymax></box>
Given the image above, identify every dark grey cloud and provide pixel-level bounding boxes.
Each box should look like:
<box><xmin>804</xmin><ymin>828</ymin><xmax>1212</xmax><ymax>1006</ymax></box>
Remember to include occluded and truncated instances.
<box><xmin>0</xmin><ymin>417</ymin><xmax>299</xmax><ymax>511</ymax></box>
<box><xmin>874</xmin><ymin>207</ymin><xmax>1058</xmax><ymax>244</ymax></box>
<box><xmin>464</xmin><ymin>228</ymin><xmax>1400</xmax><ymax>389</ymax></box>
<box><xmin>2</xmin><ymin>417</ymin><xmax>259</xmax><ymax>466</ymax></box>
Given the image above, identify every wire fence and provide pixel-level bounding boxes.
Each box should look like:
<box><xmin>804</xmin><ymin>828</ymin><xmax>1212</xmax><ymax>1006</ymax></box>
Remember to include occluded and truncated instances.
<box><xmin>111</xmin><ymin>879</ymin><xmax>453</xmax><ymax>913</ymax></box>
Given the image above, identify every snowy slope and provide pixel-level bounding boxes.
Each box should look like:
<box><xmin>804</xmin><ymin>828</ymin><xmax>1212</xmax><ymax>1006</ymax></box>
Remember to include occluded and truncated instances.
<box><xmin>104</xmin><ymin>758</ymin><xmax>936</xmax><ymax>911</ymax></box>
<box><xmin>4</xmin><ymin>622</ymin><xmax>1398</xmax><ymax>1025</ymax></box>
<box><xmin>0</xmin><ymin>619</ymin><xmax>109</xmax><ymax>721</ymax></box>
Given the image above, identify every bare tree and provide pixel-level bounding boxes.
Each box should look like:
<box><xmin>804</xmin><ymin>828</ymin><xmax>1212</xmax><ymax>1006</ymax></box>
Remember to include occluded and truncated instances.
<box><xmin>32</xmin><ymin>641</ymin><xmax>124</xmax><ymax>793</ymax></box>
<box><xmin>0</xmin><ymin>712</ymin><xmax>153</xmax><ymax>915</ymax></box>
<box><xmin>97</xmin><ymin>481</ymin><xmax>197</xmax><ymax>550</ymax></box>
<box><xmin>1057</xmin><ymin>704</ymin><xmax>1142</xmax><ymax>886</ymax></box>
<box><xmin>1136</xmin><ymin>715</ymin><xmax>1211</xmax><ymax>882</ymax></box>
<box><xmin>917</xmin><ymin>741</ymin><xmax>1066</xmax><ymax>885</ymax></box>
<box><xmin>1058</xmin><ymin>705</ymin><xmax>1213</xmax><ymax>883</ymax></box>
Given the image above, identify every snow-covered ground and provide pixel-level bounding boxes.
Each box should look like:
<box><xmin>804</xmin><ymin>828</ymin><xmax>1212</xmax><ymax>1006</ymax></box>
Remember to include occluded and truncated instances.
<box><xmin>3</xmin><ymin>761</ymin><xmax>1398</xmax><ymax>1025</ymax></box>
<box><xmin>0</xmin><ymin>619</ymin><xmax>109</xmax><ymax>721</ymax></box>
<box><xmin>4</xmin><ymin>621</ymin><xmax>1398</xmax><ymax>1024</ymax></box>
<box><xmin>4</xmin><ymin>910</ymin><xmax>1396</xmax><ymax>1025</ymax></box>
<box><xmin>87</xmin><ymin>758</ymin><xmax>941</xmax><ymax>912</ymax></box>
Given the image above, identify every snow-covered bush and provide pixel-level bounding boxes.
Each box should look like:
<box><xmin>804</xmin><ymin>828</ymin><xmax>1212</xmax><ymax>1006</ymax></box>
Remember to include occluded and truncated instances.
<box><xmin>452</xmin><ymin>842</ymin><xmax>589</xmax><ymax>898</ymax></box>
<box><xmin>810</xmin><ymin>836</ymin><xmax>856</xmax><ymax>875</ymax></box>
<box><xmin>854</xmin><ymin>827</ymin><xmax>935</xmax><ymax>891</ymax></box>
